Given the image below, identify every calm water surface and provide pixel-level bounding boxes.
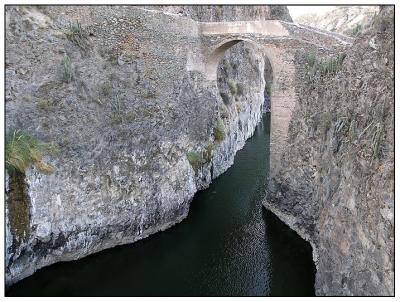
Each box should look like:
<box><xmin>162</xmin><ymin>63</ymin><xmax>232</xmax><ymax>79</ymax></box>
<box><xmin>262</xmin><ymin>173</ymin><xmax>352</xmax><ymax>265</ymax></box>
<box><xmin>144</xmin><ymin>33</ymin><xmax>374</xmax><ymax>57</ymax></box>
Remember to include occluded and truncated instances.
<box><xmin>6</xmin><ymin>113</ymin><xmax>315</xmax><ymax>296</ymax></box>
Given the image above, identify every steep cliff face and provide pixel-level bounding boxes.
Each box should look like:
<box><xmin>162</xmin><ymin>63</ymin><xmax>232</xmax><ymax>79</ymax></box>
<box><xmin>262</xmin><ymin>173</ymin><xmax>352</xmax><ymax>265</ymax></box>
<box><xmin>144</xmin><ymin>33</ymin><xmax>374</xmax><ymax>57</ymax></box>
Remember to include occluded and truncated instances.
<box><xmin>5</xmin><ymin>5</ymin><xmax>274</xmax><ymax>285</ymax></box>
<box><xmin>143</xmin><ymin>5</ymin><xmax>292</xmax><ymax>22</ymax></box>
<box><xmin>265</xmin><ymin>6</ymin><xmax>394</xmax><ymax>296</ymax></box>
<box><xmin>296</xmin><ymin>6</ymin><xmax>379</xmax><ymax>36</ymax></box>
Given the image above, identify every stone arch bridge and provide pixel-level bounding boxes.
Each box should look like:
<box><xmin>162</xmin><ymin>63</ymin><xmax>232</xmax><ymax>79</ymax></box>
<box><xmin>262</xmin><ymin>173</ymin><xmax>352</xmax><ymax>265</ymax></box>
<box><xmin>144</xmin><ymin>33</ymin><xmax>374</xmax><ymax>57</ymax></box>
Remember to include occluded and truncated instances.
<box><xmin>189</xmin><ymin>20</ymin><xmax>353</xmax><ymax>176</ymax></box>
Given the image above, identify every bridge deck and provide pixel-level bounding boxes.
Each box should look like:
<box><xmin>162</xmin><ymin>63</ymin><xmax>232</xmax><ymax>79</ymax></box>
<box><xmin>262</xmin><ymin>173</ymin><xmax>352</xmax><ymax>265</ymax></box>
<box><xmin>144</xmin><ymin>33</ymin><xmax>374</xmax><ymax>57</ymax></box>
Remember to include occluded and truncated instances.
<box><xmin>199</xmin><ymin>20</ymin><xmax>289</xmax><ymax>36</ymax></box>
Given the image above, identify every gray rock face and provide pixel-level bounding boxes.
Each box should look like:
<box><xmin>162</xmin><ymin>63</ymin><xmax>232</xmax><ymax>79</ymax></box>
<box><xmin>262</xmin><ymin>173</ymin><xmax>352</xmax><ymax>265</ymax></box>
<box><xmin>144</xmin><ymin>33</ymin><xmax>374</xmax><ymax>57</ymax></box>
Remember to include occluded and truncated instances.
<box><xmin>295</xmin><ymin>6</ymin><xmax>380</xmax><ymax>36</ymax></box>
<box><xmin>265</xmin><ymin>7</ymin><xmax>394</xmax><ymax>296</ymax></box>
<box><xmin>5</xmin><ymin>5</ymin><xmax>271</xmax><ymax>286</ymax></box>
<box><xmin>142</xmin><ymin>5</ymin><xmax>289</xmax><ymax>22</ymax></box>
<box><xmin>269</xmin><ymin>6</ymin><xmax>293</xmax><ymax>22</ymax></box>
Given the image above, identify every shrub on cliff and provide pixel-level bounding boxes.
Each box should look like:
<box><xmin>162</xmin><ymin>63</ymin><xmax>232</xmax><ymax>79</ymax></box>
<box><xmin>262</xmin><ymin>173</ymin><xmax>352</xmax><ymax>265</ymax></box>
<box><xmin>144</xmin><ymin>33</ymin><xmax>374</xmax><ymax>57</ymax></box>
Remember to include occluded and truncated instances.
<box><xmin>227</xmin><ymin>79</ymin><xmax>238</xmax><ymax>95</ymax></box>
<box><xmin>306</xmin><ymin>52</ymin><xmax>346</xmax><ymax>79</ymax></box>
<box><xmin>187</xmin><ymin>144</ymin><xmax>214</xmax><ymax>172</ymax></box>
<box><xmin>213</xmin><ymin>120</ymin><xmax>225</xmax><ymax>142</ymax></box>
<box><xmin>204</xmin><ymin>143</ymin><xmax>214</xmax><ymax>163</ymax></box>
<box><xmin>65</xmin><ymin>21</ymin><xmax>91</xmax><ymax>52</ymax></box>
<box><xmin>187</xmin><ymin>151</ymin><xmax>203</xmax><ymax>171</ymax></box>
<box><xmin>61</xmin><ymin>55</ymin><xmax>73</xmax><ymax>83</ymax></box>
<box><xmin>6</xmin><ymin>129</ymin><xmax>56</xmax><ymax>175</ymax></box>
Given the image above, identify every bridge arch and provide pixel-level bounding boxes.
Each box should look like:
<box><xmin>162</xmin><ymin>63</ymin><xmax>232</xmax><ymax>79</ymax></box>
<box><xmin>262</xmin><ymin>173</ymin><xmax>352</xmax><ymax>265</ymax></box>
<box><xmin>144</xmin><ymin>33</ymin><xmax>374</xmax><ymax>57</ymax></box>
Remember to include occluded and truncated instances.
<box><xmin>202</xmin><ymin>36</ymin><xmax>296</xmax><ymax>178</ymax></box>
<box><xmin>204</xmin><ymin>37</ymin><xmax>276</xmax><ymax>83</ymax></box>
<box><xmin>209</xmin><ymin>37</ymin><xmax>276</xmax><ymax>114</ymax></box>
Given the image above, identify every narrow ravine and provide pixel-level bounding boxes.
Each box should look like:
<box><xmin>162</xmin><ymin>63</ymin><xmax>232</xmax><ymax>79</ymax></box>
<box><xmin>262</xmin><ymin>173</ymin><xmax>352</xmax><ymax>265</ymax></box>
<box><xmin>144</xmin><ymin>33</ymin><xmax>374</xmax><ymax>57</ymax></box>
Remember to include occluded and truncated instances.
<box><xmin>6</xmin><ymin>113</ymin><xmax>315</xmax><ymax>296</ymax></box>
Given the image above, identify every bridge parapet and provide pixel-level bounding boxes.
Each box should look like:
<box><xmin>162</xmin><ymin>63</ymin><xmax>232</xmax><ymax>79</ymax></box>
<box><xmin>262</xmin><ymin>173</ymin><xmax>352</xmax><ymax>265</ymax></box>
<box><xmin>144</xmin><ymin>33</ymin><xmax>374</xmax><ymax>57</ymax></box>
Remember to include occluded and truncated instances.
<box><xmin>200</xmin><ymin>20</ymin><xmax>290</xmax><ymax>36</ymax></box>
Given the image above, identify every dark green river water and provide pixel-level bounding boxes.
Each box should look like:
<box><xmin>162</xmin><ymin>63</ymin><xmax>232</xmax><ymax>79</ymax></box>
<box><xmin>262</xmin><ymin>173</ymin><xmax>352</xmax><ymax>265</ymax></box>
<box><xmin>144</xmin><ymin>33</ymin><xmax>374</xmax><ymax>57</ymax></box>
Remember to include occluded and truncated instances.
<box><xmin>6</xmin><ymin>113</ymin><xmax>315</xmax><ymax>296</ymax></box>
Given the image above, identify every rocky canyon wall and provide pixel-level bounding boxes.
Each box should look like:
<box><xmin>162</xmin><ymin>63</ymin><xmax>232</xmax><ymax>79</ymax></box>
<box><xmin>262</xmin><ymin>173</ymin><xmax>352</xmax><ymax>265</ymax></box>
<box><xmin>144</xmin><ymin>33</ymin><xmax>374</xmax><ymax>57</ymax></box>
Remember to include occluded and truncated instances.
<box><xmin>264</xmin><ymin>6</ymin><xmax>394</xmax><ymax>296</ymax></box>
<box><xmin>5</xmin><ymin>5</ymin><xmax>275</xmax><ymax>286</ymax></box>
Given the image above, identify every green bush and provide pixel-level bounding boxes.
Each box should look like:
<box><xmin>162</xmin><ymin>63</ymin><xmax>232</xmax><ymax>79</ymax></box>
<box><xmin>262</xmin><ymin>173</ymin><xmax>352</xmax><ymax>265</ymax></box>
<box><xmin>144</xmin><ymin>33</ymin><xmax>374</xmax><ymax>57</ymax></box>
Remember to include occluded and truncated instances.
<box><xmin>61</xmin><ymin>55</ymin><xmax>73</xmax><ymax>83</ymax></box>
<box><xmin>187</xmin><ymin>144</ymin><xmax>215</xmax><ymax>171</ymax></box>
<box><xmin>213</xmin><ymin>120</ymin><xmax>225</xmax><ymax>142</ymax></box>
<box><xmin>65</xmin><ymin>21</ymin><xmax>91</xmax><ymax>52</ymax></box>
<box><xmin>187</xmin><ymin>151</ymin><xmax>203</xmax><ymax>171</ymax></box>
<box><xmin>320</xmin><ymin>57</ymin><xmax>339</xmax><ymax>75</ymax></box>
<box><xmin>306</xmin><ymin>52</ymin><xmax>347</xmax><ymax>79</ymax></box>
<box><xmin>6</xmin><ymin>129</ymin><xmax>56</xmax><ymax>175</ymax></box>
<box><xmin>306</xmin><ymin>52</ymin><xmax>317</xmax><ymax>67</ymax></box>
<box><xmin>37</xmin><ymin>99</ymin><xmax>53</xmax><ymax>110</ymax></box>
<box><xmin>227</xmin><ymin>79</ymin><xmax>238</xmax><ymax>95</ymax></box>
<box><xmin>204</xmin><ymin>143</ymin><xmax>214</xmax><ymax>163</ymax></box>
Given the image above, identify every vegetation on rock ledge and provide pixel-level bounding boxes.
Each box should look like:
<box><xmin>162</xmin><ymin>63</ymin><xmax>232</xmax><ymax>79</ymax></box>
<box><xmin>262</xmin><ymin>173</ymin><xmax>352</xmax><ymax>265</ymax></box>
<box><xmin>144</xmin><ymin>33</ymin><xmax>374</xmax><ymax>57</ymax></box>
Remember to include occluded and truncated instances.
<box><xmin>187</xmin><ymin>151</ymin><xmax>204</xmax><ymax>171</ymax></box>
<box><xmin>213</xmin><ymin>119</ymin><xmax>226</xmax><ymax>142</ymax></box>
<box><xmin>306</xmin><ymin>52</ymin><xmax>347</xmax><ymax>79</ymax></box>
<box><xmin>65</xmin><ymin>21</ymin><xmax>92</xmax><ymax>52</ymax></box>
<box><xmin>6</xmin><ymin>129</ymin><xmax>56</xmax><ymax>175</ymax></box>
<box><xmin>187</xmin><ymin>143</ymin><xmax>214</xmax><ymax>172</ymax></box>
